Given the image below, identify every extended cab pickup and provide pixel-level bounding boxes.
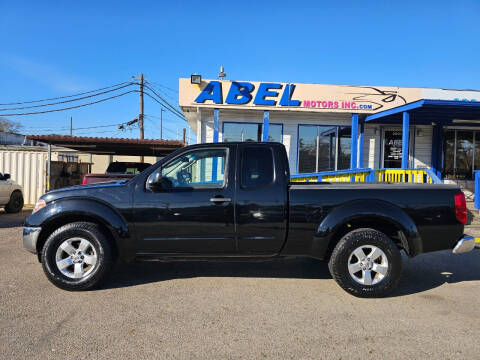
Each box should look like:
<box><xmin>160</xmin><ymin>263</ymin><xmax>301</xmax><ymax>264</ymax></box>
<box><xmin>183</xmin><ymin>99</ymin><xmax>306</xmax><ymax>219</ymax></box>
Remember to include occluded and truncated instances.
<box><xmin>23</xmin><ymin>142</ymin><xmax>475</xmax><ymax>297</ymax></box>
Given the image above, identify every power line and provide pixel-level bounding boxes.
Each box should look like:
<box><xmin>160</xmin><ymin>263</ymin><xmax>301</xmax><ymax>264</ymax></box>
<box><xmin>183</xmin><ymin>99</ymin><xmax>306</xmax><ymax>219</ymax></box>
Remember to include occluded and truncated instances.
<box><xmin>28</xmin><ymin>121</ymin><xmax>133</xmax><ymax>132</ymax></box>
<box><xmin>144</xmin><ymin>113</ymin><xmax>184</xmax><ymax>125</ymax></box>
<box><xmin>145</xmin><ymin>116</ymin><xmax>194</xmax><ymax>143</ymax></box>
<box><xmin>74</xmin><ymin>128</ymin><xmax>130</xmax><ymax>136</ymax></box>
<box><xmin>29</xmin><ymin>122</ymin><xmax>120</xmax><ymax>131</ymax></box>
<box><xmin>144</xmin><ymin>117</ymin><xmax>179</xmax><ymax>138</ymax></box>
<box><xmin>0</xmin><ymin>81</ymin><xmax>132</xmax><ymax>106</ymax></box>
<box><xmin>143</xmin><ymin>89</ymin><xmax>186</xmax><ymax>122</ymax></box>
<box><xmin>143</xmin><ymin>84</ymin><xmax>184</xmax><ymax>118</ymax></box>
<box><xmin>145</xmin><ymin>81</ymin><xmax>178</xmax><ymax>102</ymax></box>
<box><xmin>0</xmin><ymin>83</ymin><xmax>135</xmax><ymax>111</ymax></box>
<box><xmin>0</xmin><ymin>90</ymin><xmax>138</xmax><ymax>116</ymax></box>
<box><xmin>145</xmin><ymin>81</ymin><xmax>178</xmax><ymax>94</ymax></box>
<box><xmin>143</xmin><ymin>91</ymin><xmax>186</xmax><ymax>122</ymax></box>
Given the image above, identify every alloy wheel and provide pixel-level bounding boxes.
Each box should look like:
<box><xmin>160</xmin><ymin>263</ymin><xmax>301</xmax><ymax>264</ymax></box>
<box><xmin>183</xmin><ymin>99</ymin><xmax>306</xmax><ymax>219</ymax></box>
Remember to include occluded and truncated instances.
<box><xmin>55</xmin><ymin>237</ymin><xmax>97</xmax><ymax>279</ymax></box>
<box><xmin>347</xmin><ymin>245</ymin><xmax>389</xmax><ymax>285</ymax></box>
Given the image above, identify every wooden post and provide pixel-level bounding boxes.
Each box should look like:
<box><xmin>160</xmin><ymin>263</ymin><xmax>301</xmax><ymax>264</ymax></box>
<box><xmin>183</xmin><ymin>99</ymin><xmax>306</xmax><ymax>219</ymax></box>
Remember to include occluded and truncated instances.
<box><xmin>139</xmin><ymin>73</ymin><xmax>144</xmax><ymax>162</ymax></box>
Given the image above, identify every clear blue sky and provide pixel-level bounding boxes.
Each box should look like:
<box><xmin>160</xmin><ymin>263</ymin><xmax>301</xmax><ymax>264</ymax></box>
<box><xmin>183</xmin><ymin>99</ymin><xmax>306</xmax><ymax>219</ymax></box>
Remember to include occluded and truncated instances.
<box><xmin>0</xmin><ymin>0</ymin><xmax>478</xmax><ymax>141</ymax></box>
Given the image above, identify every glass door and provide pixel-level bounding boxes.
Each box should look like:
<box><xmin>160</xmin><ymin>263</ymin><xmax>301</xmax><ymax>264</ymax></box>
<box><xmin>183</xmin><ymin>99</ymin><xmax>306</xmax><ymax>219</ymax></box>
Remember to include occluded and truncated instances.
<box><xmin>382</xmin><ymin>127</ymin><xmax>413</xmax><ymax>168</ymax></box>
<box><xmin>443</xmin><ymin>129</ymin><xmax>476</xmax><ymax>179</ymax></box>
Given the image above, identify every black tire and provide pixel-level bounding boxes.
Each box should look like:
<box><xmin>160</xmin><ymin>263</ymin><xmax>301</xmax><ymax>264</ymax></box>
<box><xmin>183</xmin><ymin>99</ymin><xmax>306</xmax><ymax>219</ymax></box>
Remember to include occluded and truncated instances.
<box><xmin>328</xmin><ymin>228</ymin><xmax>402</xmax><ymax>298</ymax></box>
<box><xmin>41</xmin><ymin>222</ymin><xmax>114</xmax><ymax>291</ymax></box>
<box><xmin>4</xmin><ymin>191</ymin><xmax>23</xmax><ymax>213</ymax></box>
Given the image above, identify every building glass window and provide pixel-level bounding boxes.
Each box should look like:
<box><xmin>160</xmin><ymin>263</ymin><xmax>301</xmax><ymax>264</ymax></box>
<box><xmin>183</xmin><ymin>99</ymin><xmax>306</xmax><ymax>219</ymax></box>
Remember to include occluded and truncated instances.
<box><xmin>298</xmin><ymin>125</ymin><xmax>351</xmax><ymax>173</ymax></box>
<box><xmin>443</xmin><ymin>129</ymin><xmax>477</xmax><ymax>180</ymax></box>
<box><xmin>338</xmin><ymin>127</ymin><xmax>352</xmax><ymax>170</ymax></box>
<box><xmin>222</xmin><ymin>122</ymin><xmax>282</xmax><ymax>143</ymax></box>
<box><xmin>298</xmin><ymin>125</ymin><xmax>317</xmax><ymax>173</ymax></box>
<box><xmin>443</xmin><ymin>130</ymin><xmax>455</xmax><ymax>177</ymax></box>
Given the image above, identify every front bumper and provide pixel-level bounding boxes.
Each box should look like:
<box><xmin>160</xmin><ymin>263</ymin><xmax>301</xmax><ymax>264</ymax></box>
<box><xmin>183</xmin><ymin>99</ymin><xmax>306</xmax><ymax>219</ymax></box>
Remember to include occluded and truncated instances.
<box><xmin>452</xmin><ymin>235</ymin><xmax>475</xmax><ymax>254</ymax></box>
<box><xmin>23</xmin><ymin>226</ymin><xmax>41</xmax><ymax>254</ymax></box>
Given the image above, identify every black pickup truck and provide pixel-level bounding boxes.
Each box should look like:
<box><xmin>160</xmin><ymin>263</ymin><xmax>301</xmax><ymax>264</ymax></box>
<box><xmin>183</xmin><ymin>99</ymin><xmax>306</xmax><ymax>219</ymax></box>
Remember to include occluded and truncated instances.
<box><xmin>23</xmin><ymin>142</ymin><xmax>475</xmax><ymax>297</ymax></box>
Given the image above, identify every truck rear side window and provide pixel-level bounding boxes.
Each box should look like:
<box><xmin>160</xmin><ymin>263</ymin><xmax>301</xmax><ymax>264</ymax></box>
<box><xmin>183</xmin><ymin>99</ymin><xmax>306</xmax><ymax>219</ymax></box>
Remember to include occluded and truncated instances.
<box><xmin>241</xmin><ymin>147</ymin><xmax>274</xmax><ymax>189</ymax></box>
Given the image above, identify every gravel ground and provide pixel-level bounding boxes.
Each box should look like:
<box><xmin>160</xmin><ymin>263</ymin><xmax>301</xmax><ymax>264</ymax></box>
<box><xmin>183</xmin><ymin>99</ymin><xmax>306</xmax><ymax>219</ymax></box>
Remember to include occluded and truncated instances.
<box><xmin>1</xmin><ymin>210</ymin><xmax>479</xmax><ymax>359</ymax></box>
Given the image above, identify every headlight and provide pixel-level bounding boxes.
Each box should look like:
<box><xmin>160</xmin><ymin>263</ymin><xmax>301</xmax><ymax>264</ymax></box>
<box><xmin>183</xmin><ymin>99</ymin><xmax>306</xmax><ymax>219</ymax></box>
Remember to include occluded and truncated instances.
<box><xmin>32</xmin><ymin>199</ymin><xmax>46</xmax><ymax>213</ymax></box>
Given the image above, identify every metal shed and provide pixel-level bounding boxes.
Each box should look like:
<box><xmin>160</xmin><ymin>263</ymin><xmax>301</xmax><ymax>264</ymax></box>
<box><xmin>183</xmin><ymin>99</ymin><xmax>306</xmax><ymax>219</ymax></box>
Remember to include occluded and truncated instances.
<box><xmin>0</xmin><ymin>136</ymin><xmax>185</xmax><ymax>205</ymax></box>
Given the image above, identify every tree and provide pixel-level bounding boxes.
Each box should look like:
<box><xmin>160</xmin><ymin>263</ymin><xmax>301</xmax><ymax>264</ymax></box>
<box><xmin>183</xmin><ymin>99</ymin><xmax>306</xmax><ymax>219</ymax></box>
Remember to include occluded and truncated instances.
<box><xmin>0</xmin><ymin>117</ymin><xmax>22</xmax><ymax>133</ymax></box>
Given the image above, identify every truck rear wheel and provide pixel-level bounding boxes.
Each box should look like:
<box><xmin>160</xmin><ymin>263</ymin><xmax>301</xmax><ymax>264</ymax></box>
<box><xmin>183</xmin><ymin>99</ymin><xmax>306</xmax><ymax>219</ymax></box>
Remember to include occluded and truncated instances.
<box><xmin>328</xmin><ymin>228</ymin><xmax>402</xmax><ymax>298</ymax></box>
<box><xmin>41</xmin><ymin>222</ymin><xmax>114</xmax><ymax>291</ymax></box>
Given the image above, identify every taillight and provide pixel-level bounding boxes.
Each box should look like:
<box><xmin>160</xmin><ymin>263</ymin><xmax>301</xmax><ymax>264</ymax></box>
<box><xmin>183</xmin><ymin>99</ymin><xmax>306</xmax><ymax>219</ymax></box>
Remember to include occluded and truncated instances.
<box><xmin>454</xmin><ymin>192</ymin><xmax>467</xmax><ymax>224</ymax></box>
<box><xmin>82</xmin><ymin>177</ymin><xmax>87</xmax><ymax>185</ymax></box>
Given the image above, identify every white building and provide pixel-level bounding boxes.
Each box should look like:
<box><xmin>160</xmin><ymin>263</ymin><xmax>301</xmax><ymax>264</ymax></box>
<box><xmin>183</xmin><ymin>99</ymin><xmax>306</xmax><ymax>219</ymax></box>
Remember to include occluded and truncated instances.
<box><xmin>179</xmin><ymin>78</ymin><xmax>480</xmax><ymax>190</ymax></box>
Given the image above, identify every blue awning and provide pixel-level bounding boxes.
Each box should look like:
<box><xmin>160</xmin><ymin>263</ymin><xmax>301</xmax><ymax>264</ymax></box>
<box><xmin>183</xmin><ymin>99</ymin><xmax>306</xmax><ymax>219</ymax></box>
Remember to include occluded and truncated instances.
<box><xmin>364</xmin><ymin>99</ymin><xmax>480</xmax><ymax>125</ymax></box>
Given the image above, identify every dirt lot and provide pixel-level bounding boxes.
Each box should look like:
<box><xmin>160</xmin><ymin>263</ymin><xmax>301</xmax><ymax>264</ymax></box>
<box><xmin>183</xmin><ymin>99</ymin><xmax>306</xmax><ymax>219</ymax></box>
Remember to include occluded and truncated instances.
<box><xmin>1</xmin><ymin>210</ymin><xmax>479</xmax><ymax>359</ymax></box>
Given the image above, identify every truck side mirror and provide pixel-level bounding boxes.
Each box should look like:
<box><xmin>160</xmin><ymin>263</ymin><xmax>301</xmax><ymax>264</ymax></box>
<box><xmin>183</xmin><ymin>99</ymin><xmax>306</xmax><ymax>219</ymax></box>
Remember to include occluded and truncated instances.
<box><xmin>2</xmin><ymin>173</ymin><xmax>10</xmax><ymax>180</ymax></box>
<box><xmin>147</xmin><ymin>171</ymin><xmax>173</xmax><ymax>192</ymax></box>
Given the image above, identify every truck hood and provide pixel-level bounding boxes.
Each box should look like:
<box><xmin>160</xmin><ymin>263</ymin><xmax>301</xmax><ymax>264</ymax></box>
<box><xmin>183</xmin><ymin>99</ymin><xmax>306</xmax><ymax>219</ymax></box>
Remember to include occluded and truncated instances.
<box><xmin>41</xmin><ymin>180</ymin><xmax>129</xmax><ymax>203</ymax></box>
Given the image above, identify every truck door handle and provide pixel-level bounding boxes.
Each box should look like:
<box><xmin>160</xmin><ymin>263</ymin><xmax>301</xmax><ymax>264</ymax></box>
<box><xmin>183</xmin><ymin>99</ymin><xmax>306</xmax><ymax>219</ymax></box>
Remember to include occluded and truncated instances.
<box><xmin>209</xmin><ymin>197</ymin><xmax>232</xmax><ymax>203</ymax></box>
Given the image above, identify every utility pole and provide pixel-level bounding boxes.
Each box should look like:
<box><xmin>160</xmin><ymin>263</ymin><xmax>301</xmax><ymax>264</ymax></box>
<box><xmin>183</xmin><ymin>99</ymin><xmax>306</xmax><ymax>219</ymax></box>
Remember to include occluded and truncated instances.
<box><xmin>160</xmin><ymin>107</ymin><xmax>165</xmax><ymax>140</ymax></box>
<box><xmin>139</xmin><ymin>73</ymin><xmax>144</xmax><ymax>162</ymax></box>
<box><xmin>70</xmin><ymin>117</ymin><xmax>73</xmax><ymax>136</ymax></box>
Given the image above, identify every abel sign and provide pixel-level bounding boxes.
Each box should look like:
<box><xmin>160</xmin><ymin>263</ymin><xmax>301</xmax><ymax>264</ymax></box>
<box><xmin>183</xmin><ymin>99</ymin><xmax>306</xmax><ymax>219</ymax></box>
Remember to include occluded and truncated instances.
<box><xmin>179</xmin><ymin>78</ymin><xmax>422</xmax><ymax>113</ymax></box>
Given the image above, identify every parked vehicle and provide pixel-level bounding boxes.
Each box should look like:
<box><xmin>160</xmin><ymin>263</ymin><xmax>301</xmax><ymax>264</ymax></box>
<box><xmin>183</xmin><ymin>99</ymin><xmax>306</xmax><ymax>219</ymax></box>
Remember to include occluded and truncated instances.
<box><xmin>82</xmin><ymin>161</ymin><xmax>151</xmax><ymax>184</ymax></box>
<box><xmin>0</xmin><ymin>173</ymin><xmax>24</xmax><ymax>213</ymax></box>
<box><xmin>23</xmin><ymin>142</ymin><xmax>475</xmax><ymax>297</ymax></box>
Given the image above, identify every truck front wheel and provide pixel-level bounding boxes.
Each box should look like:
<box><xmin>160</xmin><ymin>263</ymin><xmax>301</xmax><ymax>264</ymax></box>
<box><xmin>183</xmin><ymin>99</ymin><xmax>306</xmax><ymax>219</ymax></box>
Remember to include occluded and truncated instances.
<box><xmin>328</xmin><ymin>228</ymin><xmax>402</xmax><ymax>298</ymax></box>
<box><xmin>41</xmin><ymin>222</ymin><xmax>114</xmax><ymax>291</ymax></box>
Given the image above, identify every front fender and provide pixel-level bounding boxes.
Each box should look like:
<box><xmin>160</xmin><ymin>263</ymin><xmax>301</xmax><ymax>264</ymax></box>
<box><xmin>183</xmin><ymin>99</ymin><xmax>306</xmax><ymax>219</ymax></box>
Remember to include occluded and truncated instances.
<box><xmin>313</xmin><ymin>199</ymin><xmax>422</xmax><ymax>258</ymax></box>
<box><xmin>25</xmin><ymin>197</ymin><xmax>132</xmax><ymax>259</ymax></box>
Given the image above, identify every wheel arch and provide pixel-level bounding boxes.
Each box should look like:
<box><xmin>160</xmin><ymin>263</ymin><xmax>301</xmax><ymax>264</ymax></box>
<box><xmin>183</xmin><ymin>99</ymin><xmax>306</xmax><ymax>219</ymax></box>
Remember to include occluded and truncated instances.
<box><xmin>27</xmin><ymin>198</ymin><xmax>130</xmax><ymax>262</ymax></box>
<box><xmin>10</xmin><ymin>188</ymin><xmax>23</xmax><ymax>196</ymax></box>
<box><xmin>35</xmin><ymin>214</ymin><xmax>119</xmax><ymax>262</ymax></box>
<box><xmin>314</xmin><ymin>200</ymin><xmax>422</xmax><ymax>259</ymax></box>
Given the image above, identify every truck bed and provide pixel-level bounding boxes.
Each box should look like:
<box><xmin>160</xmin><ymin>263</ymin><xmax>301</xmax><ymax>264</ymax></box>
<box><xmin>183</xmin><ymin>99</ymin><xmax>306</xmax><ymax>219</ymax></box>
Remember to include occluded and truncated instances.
<box><xmin>286</xmin><ymin>182</ymin><xmax>463</xmax><ymax>256</ymax></box>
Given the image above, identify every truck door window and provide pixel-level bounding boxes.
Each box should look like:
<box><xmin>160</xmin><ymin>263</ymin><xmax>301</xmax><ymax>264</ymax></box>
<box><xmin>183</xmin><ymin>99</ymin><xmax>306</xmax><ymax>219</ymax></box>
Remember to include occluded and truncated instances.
<box><xmin>241</xmin><ymin>147</ymin><xmax>274</xmax><ymax>189</ymax></box>
<box><xmin>150</xmin><ymin>148</ymin><xmax>227</xmax><ymax>189</ymax></box>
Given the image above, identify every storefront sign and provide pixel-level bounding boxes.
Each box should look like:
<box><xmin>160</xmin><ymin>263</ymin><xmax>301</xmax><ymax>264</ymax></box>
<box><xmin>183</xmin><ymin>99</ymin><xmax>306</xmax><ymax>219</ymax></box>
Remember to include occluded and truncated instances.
<box><xmin>422</xmin><ymin>88</ymin><xmax>480</xmax><ymax>102</ymax></box>
<box><xmin>179</xmin><ymin>78</ymin><xmax>423</xmax><ymax>114</ymax></box>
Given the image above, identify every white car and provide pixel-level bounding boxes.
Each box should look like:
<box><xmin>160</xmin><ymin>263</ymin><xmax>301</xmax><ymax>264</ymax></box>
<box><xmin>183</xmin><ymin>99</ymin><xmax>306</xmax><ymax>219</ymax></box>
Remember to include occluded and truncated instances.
<box><xmin>0</xmin><ymin>173</ymin><xmax>24</xmax><ymax>213</ymax></box>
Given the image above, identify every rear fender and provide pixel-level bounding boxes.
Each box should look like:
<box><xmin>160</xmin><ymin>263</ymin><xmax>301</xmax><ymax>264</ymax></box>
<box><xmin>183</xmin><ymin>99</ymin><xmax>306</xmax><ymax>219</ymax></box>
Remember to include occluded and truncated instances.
<box><xmin>312</xmin><ymin>199</ymin><xmax>422</xmax><ymax>258</ymax></box>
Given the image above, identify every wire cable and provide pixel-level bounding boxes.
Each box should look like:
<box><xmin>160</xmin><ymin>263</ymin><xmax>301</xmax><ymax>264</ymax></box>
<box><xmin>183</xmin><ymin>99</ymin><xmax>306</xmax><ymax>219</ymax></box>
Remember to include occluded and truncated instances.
<box><xmin>143</xmin><ymin>85</ymin><xmax>186</xmax><ymax>120</ymax></box>
<box><xmin>0</xmin><ymin>83</ymin><xmax>135</xmax><ymax>111</ymax></box>
<box><xmin>27</xmin><ymin>122</ymin><xmax>128</xmax><ymax>132</ymax></box>
<box><xmin>145</xmin><ymin>116</ymin><xmax>184</xmax><ymax>139</ymax></box>
<box><xmin>0</xmin><ymin>90</ymin><xmax>138</xmax><ymax>116</ymax></box>
<box><xmin>143</xmin><ymin>91</ymin><xmax>187</xmax><ymax>122</ymax></box>
<box><xmin>145</xmin><ymin>81</ymin><xmax>178</xmax><ymax>94</ymax></box>
<box><xmin>143</xmin><ymin>90</ymin><xmax>185</xmax><ymax>120</ymax></box>
<box><xmin>0</xmin><ymin>81</ymin><xmax>132</xmax><ymax>106</ymax></box>
<box><xmin>145</xmin><ymin>81</ymin><xmax>178</xmax><ymax>102</ymax></box>
<box><xmin>143</xmin><ymin>84</ymin><xmax>184</xmax><ymax>116</ymax></box>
